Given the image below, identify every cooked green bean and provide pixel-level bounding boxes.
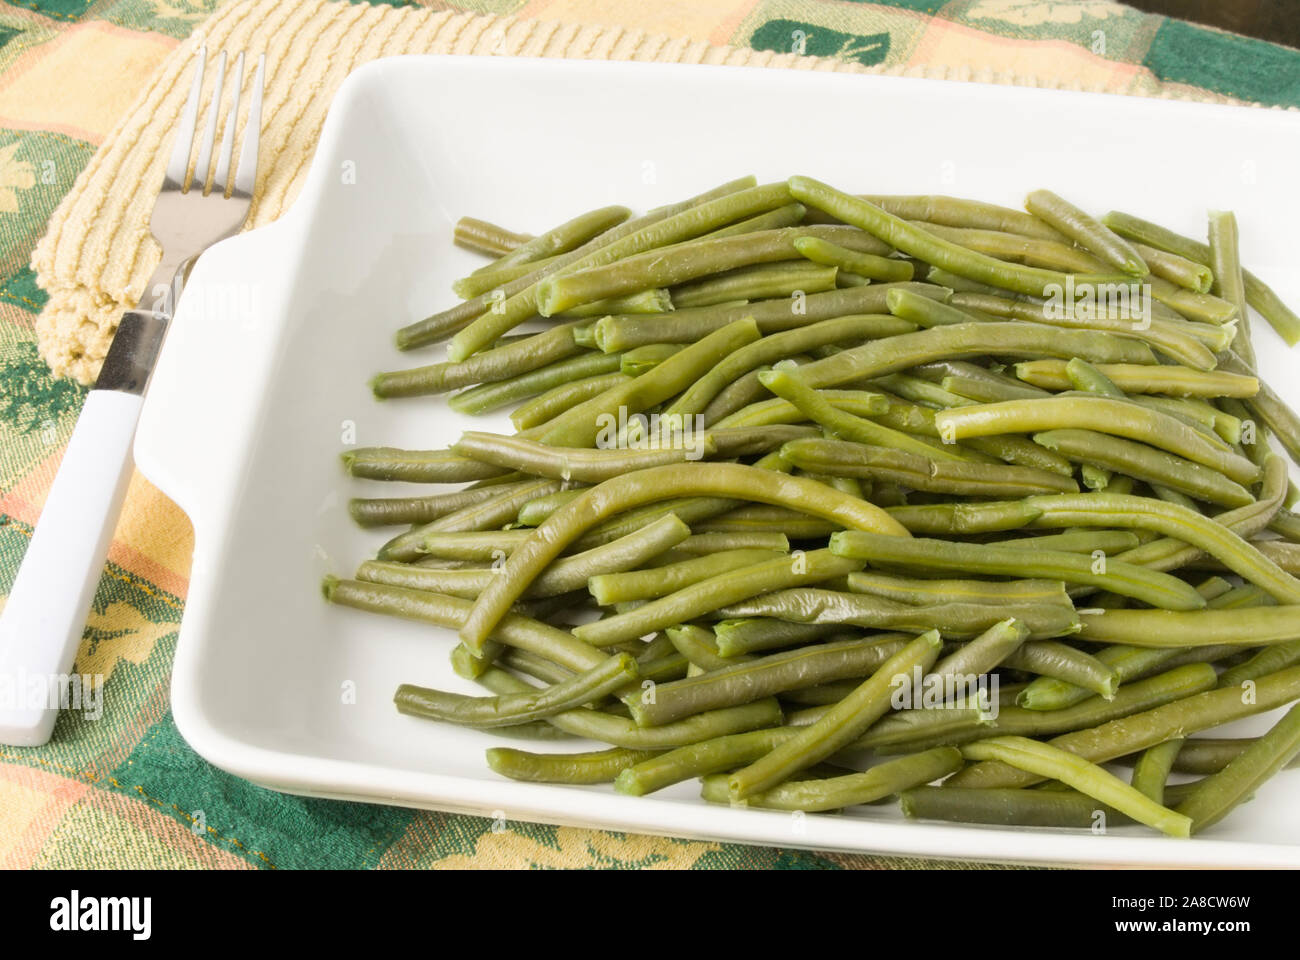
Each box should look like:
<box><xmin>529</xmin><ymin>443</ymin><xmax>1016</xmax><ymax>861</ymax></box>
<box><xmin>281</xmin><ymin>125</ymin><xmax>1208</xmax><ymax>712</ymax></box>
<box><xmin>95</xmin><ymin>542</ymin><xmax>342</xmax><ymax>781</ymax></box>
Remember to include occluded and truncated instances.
<box><xmin>510</xmin><ymin>371</ymin><xmax>631</xmax><ymax>431</ymax></box>
<box><xmin>342</xmin><ymin>447</ymin><xmax>511</xmax><ymax>483</ymax></box>
<box><xmin>798</xmin><ymin>322</ymin><xmax>1156</xmax><ymax>393</ymax></box>
<box><xmin>715</xmin><ymin>588</ymin><xmax>1079</xmax><ymax>640</ymax></box>
<box><xmin>589</xmin><ymin>548</ymin><xmax>789</xmax><ymax>606</ymax></box>
<box><xmin>886</xmin><ymin>287</ymin><xmax>993</xmax><ymax>328</ymax></box>
<box><xmin>1023</xmin><ymin>190</ymin><xmax>1148</xmax><ymax>276</ymax></box>
<box><xmin>1033</xmin><ymin>429</ymin><xmax>1254</xmax><ymax>508</ymax></box>
<box><xmin>323</xmin><ymin>577</ymin><xmax>606</xmax><ymax>672</ymax></box>
<box><xmin>1176</xmin><ymin>702</ymin><xmax>1300</xmax><ymax>833</ymax></box>
<box><xmin>665</xmin><ymin>317</ymin><xmax>908</xmax><ymax>419</ymax></box>
<box><xmin>1102</xmin><ymin>209</ymin><xmax>1300</xmax><ymax>346</ymax></box>
<box><xmin>468</xmin><ymin>662</ymin><xmax>785</xmax><ymax>748</ymax></box>
<box><xmin>348</xmin><ymin>480</ymin><xmax>536</xmax><ymax>528</ymax></box>
<box><xmin>1133</xmin><ymin>241</ymin><xmax>1213</xmax><ymax>293</ymax></box>
<box><xmin>1078</xmin><ymin>605</ymin><xmax>1300</xmax><ymax>647</ymax></box>
<box><xmin>573</xmin><ymin>549</ymin><xmax>864</xmax><ymax>648</ymax></box>
<box><xmin>671</xmin><ymin>261</ymin><xmax>837</xmax><ymax>309</ymax></box>
<box><xmin>1012</xmin><ymin>359</ymin><xmax>1257</xmax><ymax>398</ymax></box>
<box><xmin>632</xmin><ymin>635</ymin><xmax>932</xmax><ymax>727</ymax></box>
<box><xmin>847</xmin><ymin>573</ymin><xmax>1069</xmax><ymax>609</ymax></box>
<box><xmin>789</xmin><ymin>177</ymin><xmax>1128</xmax><ymax>297</ymax></box>
<box><xmin>706</xmin><ymin>202</ymin><xmax>808</xmax><ymax>238</ymax></box>
<box><xmin>379</xmin><ymin>479</ymin><xmax>562</xmax><ymax>561</ymax></box>
<box><xmin>616</xmin><ymin>727</ymin><xmax>796</xmax><ymax>796</ymax></box>
<box><xmin>936</xmin><ymin>397</ymin><xmax>1259</xmax><ymax>486</ymax></box>
<box><xmin>485</xmin><ymin>745</ymin><xmax>659</xmax><ymax>784</ymax></box>
<box><xmin>1218</xmin><ymin>639</ymin><xmax>1300</xmax><ymax>688</ymax></box>
<box><xmin>1127</xmin><ymin>736</ymin><xmax>1300</xmax><ymax>776</ymax></box>
<box><xmin>794</xmin><ymin>236</ymin><xmax>913</xmax><ymax>281</ymax></box>
<box><xmin>902</xmin><ymin>785</ymin><xmax>1133</xmax><ymax>828</ymax></box>
<box><xmin>728</xmin><ymin>630</ymin><xmax>942</xmax><ymax>798</ymax></box>
<box><xmin>940</xmin><ymin>373</ymin><xmax>1046</xmax><ymax>404</ymax></box>
<box><xmin>704</xmin><ymin>747</ymin><xmax>963</xmax><ymax>812</ymax></box>
<box><xmin>447</xmin><ymin>351</ymin><xmax>625</xmax><ymax>415</ymax></box>
<box><xmin>712</xmin><ymin>620</ymin><xmax>847</xmax><ymax>657</ymax></box>
<box><xmin>863</xmin><ymin>194</ymin><xmax>1065</xmax><ymax>240</ymax></box>
<box><xmin>453</xmin><ymin>431</ymin><xmax>712</xmax><ymax>483</ymax></box>
<box><xmin>454</xmin><ymin>216</ymin><xmax>532</xmax><ymax>257</ymax></box>
<box><xmin>460</xmin><ymin>462</ymin><xmax>907</xmax><ymax>653</ymax></box>
<box><xmin>480</xmin><ymin>205</ymin><xmax>632</xmax><ymax>275</ymax></box>
<box><xmin>445</xmin><ymin>181</ymin><xmax>787</xmax><ymax>360</ymax></box>
<box><xmin>416</xmin><ymin>529</ymin><xmax>533</xmax><ymax>560</ymax></box>
<box><xmin>947</xmin><ymin>664</ymin><xmax>1300</xmax><ymax>789</ymax></box>
<box><xmin>1001</xmin><ymin>642</ymin><xmax>1119</xmax><ymax>699</ymax></box>
<box><xmin>997</xmin><ymin>530</ymin><xmax>1140</xmax><ymax>553</ymax></box>
<box><xmin>884</xmin><ymin>501</ymin><xmax>1044</xmax><ymax>535</ymax></box>
<box><xmin>593</xmin><ymin>284</ymin><xmax>943</xmax><ymax>352</ymax></box>
<box><xmin>959</xmin><ymin>736</ymin><xmax>1189</xmax><ymax>836</ymax></box>
<box><xmin>781</xmin><ymin>437</ymin><xmax>1081</xmax><ymax>497</ymax></box>
<box><xmin>830</xmin><ymin>529</ymin><xmax>1205</xmax><ymax>611</ymax></box>
<box><xmin>395</xmin><ymin>652</ymin><xmax>638</xmax><ymax>728</ymax></box>
<box><xmin>1131</xmin><ymin>738</ymin><xmax>1185</xmax><ymax>805</ymax></box>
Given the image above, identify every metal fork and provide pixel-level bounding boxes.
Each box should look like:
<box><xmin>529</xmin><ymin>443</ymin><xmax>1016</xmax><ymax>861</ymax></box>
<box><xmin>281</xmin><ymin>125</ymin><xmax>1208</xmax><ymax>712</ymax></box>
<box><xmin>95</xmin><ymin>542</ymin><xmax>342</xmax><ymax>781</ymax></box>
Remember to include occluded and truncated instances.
<box><xmin>0</xmin><ymin>49</ymin><xmax>265</xmax><ymax>746</ymax></box>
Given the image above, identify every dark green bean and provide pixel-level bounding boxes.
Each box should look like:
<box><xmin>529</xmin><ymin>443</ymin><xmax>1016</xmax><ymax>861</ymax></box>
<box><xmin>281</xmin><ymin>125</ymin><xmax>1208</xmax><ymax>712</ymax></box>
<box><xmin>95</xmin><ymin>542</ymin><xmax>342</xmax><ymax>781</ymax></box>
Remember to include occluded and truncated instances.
<box><xmin>902</xmin><ymin>785</ymin><xmax>1135</xmax><ymax>828</ymax></box>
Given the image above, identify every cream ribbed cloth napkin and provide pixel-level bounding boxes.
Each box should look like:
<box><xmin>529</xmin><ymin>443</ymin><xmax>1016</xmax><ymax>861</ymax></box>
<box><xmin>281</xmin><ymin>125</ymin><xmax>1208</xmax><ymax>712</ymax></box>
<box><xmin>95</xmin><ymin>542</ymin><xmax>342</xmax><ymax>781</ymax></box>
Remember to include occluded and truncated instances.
<box><xmin>31</xmin><ymin>0</ymin><xmax>1236</xmax><ymax>384</ymax></box>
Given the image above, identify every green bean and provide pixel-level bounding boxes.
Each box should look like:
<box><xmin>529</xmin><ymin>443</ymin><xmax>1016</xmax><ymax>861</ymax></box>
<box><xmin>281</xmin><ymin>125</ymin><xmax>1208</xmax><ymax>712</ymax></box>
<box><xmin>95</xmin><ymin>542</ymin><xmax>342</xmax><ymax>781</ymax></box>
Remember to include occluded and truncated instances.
<box><xmin>342</xmin><ymin>447</ymin><xmax>511</xmax><ymax>484</ymax></box>
<box><xmin>671</xmin><ymin>261</ymin><xmax>837</xmax><ymax>309</ymax></box>
<box><xmin>634</xmin><ymin>635</ymin><xmax>938</xmax><ymax>727</ymax></box>
<box><xmin>711</xmin><ymin>387</ymin><xmax>893</xmax><ymax>431</ymax></box>
<box><xmin>715</xmin><ymin>588</ymin><xmax>1079</xmax><ymax>640</ymax></box>
<box><xmin>902</xmin><ymin>785</ymin><xmax>1134</xmax><ymax>828</ymax></box>
<box><xmin>454</xmin><ymin>216</ymin><xmax>532</xmax><ymax>257</ymax></box>
<box><xmin>589</xmin><ymin>549</ymin><xmax>789</xmax><ymax>606</ymax></box>
<box><xmin>940</xmin><ymin>374</ymin><xmax>1046</xmax><ymax>404</ymax></box>
<box><xmin>556</xmin><ymin>288</ymin><xmax>673</xmax><ymax>320</ymax></box>
<box><xmin>1077</xmin><ymin>605</ymin><xmax>1300</xmax><ymax>647</ymax></box>
<box><xmin>662</xmin><ymin>624</ymin><xmax>737</xmax><ymax>672</ymax></box>
<box><xmin>616</xmin><ymin>727</ymin><xmax>795</xmax><ymax>796</ymax></box>
<box><xmin>454</xmin><ymin>258</ymin><xmax>564</xmax><ymax>300</ymax></box>
<box><xmin>510</xmin><ymin>371</ymin><xmax>631</xmax><ymax>431</ymax></box>
<box><xmin>348</xmin><ymin>480</ymin><xmax>537</xmax><ymax>528</ymax></box>
<box><xmin>1023</xmin><ymin>190</ymin><xmax>1148</xmax><ymax>276</ymax></box>
<box><xmin>758</xmin><ymin>370</ymin><xmax>972</xmax><ymax>463</ymax></box>
<box><xmin>480</xmin><ymin>205</ymin><xmax>632</xmax><ymax>276</ymax></box>
<box><xmin>1062</xmin><ymin>357</ymin><xmax>1122</xmax><ymax>398</ymax></box>
<box><xmin>863</xmin><ymin>194</ymin><xmax>1065</xmax><ymax>240</ymax></box>
<box><xmin>1268</xmin><ymin>509</ymin><xmax>1300</xmax><ymax>543</ymax></box>
<box><xmin>936</xmin><ymin>397</ymin><xmax>1259</xmax><ymax>486</ymax></box>
<box><xmin>1207</xmin><ymin>211</ymin><xmax>1252</xmax><ymax>365</ymax></box>
<box><xmin>498</xmin><ymin>647</ymin><xmax>577</xmax><ymax>686</ymax></box>
<box><xmin>1103</xmin><ymin>209</ymin><xmax>1300</xmax><ymax>346</ymax></box>
<box><xmin>798</xmin><ymin>322</ymin><xmax>1156</xmax><ymax>392</ymax></box>
<box><xmin>375</xmin><ymin>321</ymin><xmax>588</xmax><ymax>399</ymax></box>
<box><xmin>870</xmin><ymin>373</ymin><xmax>974</xmax><ymax>409</ymax></box>
<box><xmin>847</xmin><ymin>573</ymin><xmax>1068</xmax><ymax>609</ymax></box>
<box><xmin>884</xmin><ymin>501</ymin><xmax>1045</xmax><ymax>535</ymax></box>
<box><xmin>460</xmin><ymin>462</ymin><xmax>907</xmax><ymax>653</ymax></box>
<box><xmin>705</xmin><ymin>747</ymin><xmax>962</xmax><ymax>812</ymax></box>
<box><xmin>712</xmin><ymin>620</ymin><xmax>847</xmax><ymax>657</ymax></box>
<box><xmin>379</xmin><ymin>479</ymin><xmax>563</xmax><ymax>561</ymax></box>
<box><xmin>1024</xmin><ymin>491</ymin><xmax>1300</xmax><ymax>603</ymax></box>
<box><xmin>1000</xmin><ymin>642</ymin><xmax>1119</xmax><ymax>699</ymax></box>
<box><xmin>1128</xmin><ymin>737</ymin><xmax>1300</xmax><ymax>776</ymax></box>
<box><xmin>1012</xmin><ymin>359</ymin><xmax>1257</xmax><ymax>398</ymax></box>
<box><xmin>790</xmin><ymin>176</ymin><xmax>1130</xmax><ymax>297</ymax></box>
<box><xmin>885</xmin><ymin>287</ymin><xmax>991</xmax><ymax>328</ymax></box>
<box><xmin>706</xmin><ymin>426</ymin><xmax>821</xmax><ymax>458</ymax></box>
<box><xmin>1136</xmin><ymin>395</ymin><xmax>1240</xmax><ymax>444</ymax></box>
<box><xmin>926</xmin><ymin>618</ymin><xmax>1026</xmax><ymax>679</ymax></box>
<box><xmin>573</xmin><ymin>549</ymin><xmax>864</xmax><ymax>648</ymax></box>
<box><xmin>830</xmin><ymin>529</ymin><xmax>1204</xmax><ymax>611</ymax></box>
<box><xmin>1218</xmin><ymin>639</ymin><xmax>1300</xmax><ymax>689</ymax></box>
<box><xmin>1220</xmin><ymin>351</ymin><xmax>1300</xmax><ymax>467</ymax></box>
<box><xmin>1033</xmin><ymin>429</ymin><xmax>1253</xmax><ymax>508</ymax></box>
<box><xmin>665</xmin><ymin>317</ymin><xmax>910</xmax><ymax>420</ymax></box>
<box><xmin>1131</xmin><ymin>241</ymin><xmax>1213</xmax><ymax>293</ymax></box>
<box><xmin>727</xmin><ymin>630</ymin><xmax>942</xmax><ymax>798</ymax></box>
<box><xmin>781</xmin><ymin>437</ymin><xmax>1081</xmax><ymax>497</ymax></box>
<box><xmin>705</xmin><ymin>202</ymin><xmax>808</xmax><ymax>238</ymax></box>
<box><xmin>416</xmin><ymin>529</ymin><xmax>533</xmax><ymax>560</ymax></box>
<box><xmin>947</xmin><ymin>664</ymin><xmax>1300</xmax><ymax>789</ymax></box>
<box><xmin>396</xmin><ymin>652</ymin><xmax>638</xmax><ymax>728</ymax></box>
<box><xmin>1131</xmin><ymin>738</ymin><xmax>1185</xmax><ymax>805</ymax></box>
<box><xmin>323</xmin><ymin>577</ymin><xmax>606</xmax><ymax>672</ymax></box>
<box><xmin>794</xmin><ymin>236</ymin><xmax>913</xmax><ymax>282</ymax></box>
<box><xmin>446</xmin><ymin>351</ymin><xmax>624</xmax><ymax>415</ymax></box>
<box><xmin>959</xmin><ymin>736</ymin><xmax>1189</xmax><ymax>836</ymax></box>
<box><xmin>485</xmin><ymin>745</ymin><xmax>659</xmax><ymax>784</ymax></box>
<box><xmin>997</xmin><ymin>530</ymin><xmax>1141</xmax><ymax>553</ymax></box>
<box><xmin>659</xmin><ymin>533</ymin><xmax>792</xmax><ymax>559</ymax></box>
<box><xmin>612</xmin><ymin>343</ymin><xmax>684</xmax><ymax>378</ymax></box>
<box><xmin>1176</xmin><ymin>702</ymin><xmax>1300</xmax><ymax>833</ymax></box>
<box><xmin>468</xmin><ymin>661</ymin><xmax>785</xmax><ymax>748</ymax></box>
<box><xmin>445</xmin><ymin>180</ymin><xmax>786</xmax><ymax>360</ymax></box>
<box><xmin>539</xmin><ymin>319</ymin><xmax>759</xmax><ymax>447</ymax></box>
<box><xmin>453</xmin><ymin>431</ymin><xmax>712</xmax><ymax>483</ymax></box>
<box><xmin>572</xmin><ymin>497</ymin><xmax>741</xmax><ymax>550</ymax></box>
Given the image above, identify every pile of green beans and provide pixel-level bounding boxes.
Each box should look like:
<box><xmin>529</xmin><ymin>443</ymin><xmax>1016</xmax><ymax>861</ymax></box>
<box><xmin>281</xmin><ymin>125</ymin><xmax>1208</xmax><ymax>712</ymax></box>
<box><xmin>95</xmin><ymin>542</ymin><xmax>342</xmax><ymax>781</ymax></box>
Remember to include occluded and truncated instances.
<box><xmin>328</xmin><ymin>175</ymin><xmax>1300</xmax><ymax>840</ymax></box>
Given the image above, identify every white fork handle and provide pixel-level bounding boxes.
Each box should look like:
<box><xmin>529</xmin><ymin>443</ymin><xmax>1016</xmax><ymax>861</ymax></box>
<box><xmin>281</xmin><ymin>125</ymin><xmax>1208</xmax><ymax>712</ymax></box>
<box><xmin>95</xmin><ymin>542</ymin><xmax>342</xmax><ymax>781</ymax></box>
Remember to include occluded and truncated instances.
<box><xmin>0</xmin><ymin>390</ymin><xmax>142</xmax><ymax>746</ymax></box>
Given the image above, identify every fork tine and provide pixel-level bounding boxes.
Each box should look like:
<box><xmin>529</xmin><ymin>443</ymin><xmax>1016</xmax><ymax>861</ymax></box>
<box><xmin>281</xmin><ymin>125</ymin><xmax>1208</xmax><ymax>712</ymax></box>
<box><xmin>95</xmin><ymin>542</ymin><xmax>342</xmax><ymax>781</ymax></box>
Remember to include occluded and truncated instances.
<box><xmin>233</xmin><ymin>53</ymin><xmax>265</xmax><ymax>199</ymax></box>
<box><xmin>194</xmin><ymin>50</ymin><xmax>226</xmax><ymax>195</ymax></box>
<box><xmin>164</xmin><ymin>46</ymin><xmax>207</xmax><ymax>191</ymax></box>
<box><xmin>212</xmin><ymin>52</ymin><xmax>244</xmax><ymax>196</ymax></box>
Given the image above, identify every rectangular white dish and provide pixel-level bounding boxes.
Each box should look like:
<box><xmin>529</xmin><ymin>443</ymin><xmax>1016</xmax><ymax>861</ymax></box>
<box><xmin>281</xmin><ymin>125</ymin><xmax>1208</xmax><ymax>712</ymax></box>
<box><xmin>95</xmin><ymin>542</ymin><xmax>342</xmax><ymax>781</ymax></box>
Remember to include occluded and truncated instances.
<box><xmin>133</xmin><ymin>54</ymin><xmax>1300</xmax><ymax>868</ymax></box>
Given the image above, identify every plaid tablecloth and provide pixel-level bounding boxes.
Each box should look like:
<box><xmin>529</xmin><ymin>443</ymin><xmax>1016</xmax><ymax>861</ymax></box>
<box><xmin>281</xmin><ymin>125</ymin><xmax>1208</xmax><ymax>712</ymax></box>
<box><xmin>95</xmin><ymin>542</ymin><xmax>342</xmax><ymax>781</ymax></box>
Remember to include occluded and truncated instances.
<box><xmin>1</xmin><ymin>0</ymin><xmax>1297</xmax><ymax>870</ymax></box>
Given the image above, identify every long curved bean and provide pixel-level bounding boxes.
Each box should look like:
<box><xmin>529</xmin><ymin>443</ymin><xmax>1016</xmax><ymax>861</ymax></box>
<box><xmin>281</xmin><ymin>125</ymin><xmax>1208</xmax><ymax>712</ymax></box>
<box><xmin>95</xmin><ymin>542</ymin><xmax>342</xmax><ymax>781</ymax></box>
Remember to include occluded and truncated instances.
<box><xmin>485</xmin><ymin>745</ymin><xmax>659</xmax><ymax>784</ymax></box>
<box><xmin>1023</xmin><ymin>190</ymin><xmax>1147</xmax><ymax>276</ymax></box>
<box><xmin>1012</xmin><ymin>359</ymin><xmax>1257</xmax><ymax>398</ymax></box>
